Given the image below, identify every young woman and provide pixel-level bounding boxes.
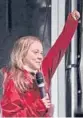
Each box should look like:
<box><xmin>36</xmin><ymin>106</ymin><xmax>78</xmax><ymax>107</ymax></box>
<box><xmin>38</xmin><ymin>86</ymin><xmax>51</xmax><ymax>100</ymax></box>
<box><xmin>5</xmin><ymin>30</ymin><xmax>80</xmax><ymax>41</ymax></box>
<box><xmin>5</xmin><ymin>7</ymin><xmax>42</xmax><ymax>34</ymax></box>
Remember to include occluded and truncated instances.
<box><xmin>0</xmin><ymin>10</ymin><xmax>80</xmax><ymax>117</ymax></box>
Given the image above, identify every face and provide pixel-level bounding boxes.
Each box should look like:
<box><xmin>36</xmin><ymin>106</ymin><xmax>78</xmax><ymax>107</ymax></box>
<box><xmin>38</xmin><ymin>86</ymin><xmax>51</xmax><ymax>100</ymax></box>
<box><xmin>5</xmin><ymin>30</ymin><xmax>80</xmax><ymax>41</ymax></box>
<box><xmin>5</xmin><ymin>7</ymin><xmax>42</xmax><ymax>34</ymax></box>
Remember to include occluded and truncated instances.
<box><xmin>24</xmin><ymin>41</ymin><xmax>43</xmax><ymax>72</ymax></box>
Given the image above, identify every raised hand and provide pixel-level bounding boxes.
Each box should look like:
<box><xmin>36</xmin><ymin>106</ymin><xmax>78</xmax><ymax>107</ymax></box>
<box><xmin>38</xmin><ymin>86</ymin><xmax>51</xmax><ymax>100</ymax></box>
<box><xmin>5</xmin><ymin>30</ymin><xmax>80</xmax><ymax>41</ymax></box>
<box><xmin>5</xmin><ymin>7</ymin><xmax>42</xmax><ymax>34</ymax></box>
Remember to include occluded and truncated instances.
<box><xmin>71</xmin><ymin>9</ymin><xmax>80</xmax><ymax>20</ymax></box>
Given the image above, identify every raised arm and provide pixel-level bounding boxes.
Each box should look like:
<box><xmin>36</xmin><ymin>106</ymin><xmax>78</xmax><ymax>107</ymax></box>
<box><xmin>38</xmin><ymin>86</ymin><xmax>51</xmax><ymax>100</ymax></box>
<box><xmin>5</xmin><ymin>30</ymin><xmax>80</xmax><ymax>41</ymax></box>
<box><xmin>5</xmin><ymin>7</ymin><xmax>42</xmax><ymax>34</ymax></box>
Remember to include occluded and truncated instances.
<box><xmin>42</xmin><ymin>10</ymin><xmax>80</xmax><ymax>87</ymax></box>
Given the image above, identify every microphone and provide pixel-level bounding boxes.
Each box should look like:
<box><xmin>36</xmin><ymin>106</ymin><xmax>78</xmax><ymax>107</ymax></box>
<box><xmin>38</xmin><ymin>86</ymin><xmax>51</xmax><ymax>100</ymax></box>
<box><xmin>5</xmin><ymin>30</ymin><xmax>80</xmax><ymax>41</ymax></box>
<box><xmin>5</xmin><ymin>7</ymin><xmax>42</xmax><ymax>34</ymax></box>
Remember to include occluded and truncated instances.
<box><xmin>36</xmin><ymin>72</ymin><xmax>46</xmax><ymax>98</ymax></box>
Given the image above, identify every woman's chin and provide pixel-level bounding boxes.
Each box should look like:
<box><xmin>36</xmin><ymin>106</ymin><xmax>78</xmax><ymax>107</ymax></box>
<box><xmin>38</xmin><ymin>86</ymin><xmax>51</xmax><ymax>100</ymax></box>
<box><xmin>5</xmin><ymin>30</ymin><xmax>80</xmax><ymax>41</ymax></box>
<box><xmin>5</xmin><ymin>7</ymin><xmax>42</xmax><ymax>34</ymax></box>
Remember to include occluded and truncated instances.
<box><xmin>34</xmin><ymin>66</ymin><xmax>40</xmax><ymax>71</ymax></box>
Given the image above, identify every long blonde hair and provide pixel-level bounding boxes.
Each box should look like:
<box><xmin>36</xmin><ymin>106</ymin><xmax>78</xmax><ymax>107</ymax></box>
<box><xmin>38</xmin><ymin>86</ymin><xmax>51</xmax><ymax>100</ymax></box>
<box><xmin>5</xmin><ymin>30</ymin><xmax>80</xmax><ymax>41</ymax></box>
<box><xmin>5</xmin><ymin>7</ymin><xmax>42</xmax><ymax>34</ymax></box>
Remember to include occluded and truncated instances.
<box><xmin>8</xmin><ymin>36</ymin><xmax>43</xmax><ymax>93</ymax></box>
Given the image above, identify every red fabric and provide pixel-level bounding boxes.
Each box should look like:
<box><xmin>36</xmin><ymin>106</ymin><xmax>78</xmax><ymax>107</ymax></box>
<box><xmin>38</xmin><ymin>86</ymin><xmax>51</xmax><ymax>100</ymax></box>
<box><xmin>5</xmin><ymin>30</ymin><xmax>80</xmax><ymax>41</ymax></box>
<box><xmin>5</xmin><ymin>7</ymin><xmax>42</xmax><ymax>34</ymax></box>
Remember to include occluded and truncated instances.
<box><xmin>1</xmin><ymin>14</ymin><xmax>78</xmax><ymax>117</ymax></box>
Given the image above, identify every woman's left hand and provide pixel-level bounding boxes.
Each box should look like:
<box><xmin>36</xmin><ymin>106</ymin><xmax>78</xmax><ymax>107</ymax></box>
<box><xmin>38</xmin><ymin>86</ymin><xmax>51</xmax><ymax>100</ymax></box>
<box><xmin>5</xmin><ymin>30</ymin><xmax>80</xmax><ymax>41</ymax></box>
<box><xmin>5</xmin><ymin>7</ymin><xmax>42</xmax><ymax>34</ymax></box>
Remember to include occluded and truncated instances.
<box><xmin>71</xmin><ymin>10</ymin><xmax>80</xmax><ymax>20</ymax></box>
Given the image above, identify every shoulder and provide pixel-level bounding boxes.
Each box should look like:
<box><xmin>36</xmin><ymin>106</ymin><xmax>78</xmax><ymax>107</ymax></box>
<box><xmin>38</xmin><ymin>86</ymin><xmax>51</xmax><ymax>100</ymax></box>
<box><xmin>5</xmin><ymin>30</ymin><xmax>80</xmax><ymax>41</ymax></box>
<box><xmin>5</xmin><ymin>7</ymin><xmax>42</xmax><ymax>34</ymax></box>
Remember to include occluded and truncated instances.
<box><xmin>0</xmin><ymin>67</ymin><xmax>7</xmax><ymax>85</ymax></box>
<box><xmin>2</xmin><ymin>79</ymin><xmax>21</xmax><ymax>102</ymax></box>
<box><xmin>3</xmin><ymin>78</ymin><xmax>20</xmax><ymax>99</ymax></box>
<box><xmin>0</xmin><ymin>66</ymin><xmax>11</xmax><ymax>99</ymax></box>
<box><xmin>0</xmin><ymin>66</ymin><xmax>10</xmax><ymax>77</ymax></box>
<box><xmin>0</xmin><ymin>66</ymin><xmax>14</xmax><ymax>91</ymax></box>
<box><xmin>0</xmin><ymin>66</ymin><xmax>11</xmax><ymax>85</ymax></box>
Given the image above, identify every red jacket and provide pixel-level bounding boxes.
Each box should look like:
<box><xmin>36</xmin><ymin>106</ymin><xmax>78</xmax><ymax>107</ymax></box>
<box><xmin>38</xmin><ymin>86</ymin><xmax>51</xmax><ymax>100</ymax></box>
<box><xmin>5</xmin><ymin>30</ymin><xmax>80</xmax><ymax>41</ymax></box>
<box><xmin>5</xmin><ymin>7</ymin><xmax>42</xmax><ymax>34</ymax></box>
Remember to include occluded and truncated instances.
<box><xmin>1</xmin><ymin>14</ymin><xmax>78</xmax><ymax>117</ymax></box>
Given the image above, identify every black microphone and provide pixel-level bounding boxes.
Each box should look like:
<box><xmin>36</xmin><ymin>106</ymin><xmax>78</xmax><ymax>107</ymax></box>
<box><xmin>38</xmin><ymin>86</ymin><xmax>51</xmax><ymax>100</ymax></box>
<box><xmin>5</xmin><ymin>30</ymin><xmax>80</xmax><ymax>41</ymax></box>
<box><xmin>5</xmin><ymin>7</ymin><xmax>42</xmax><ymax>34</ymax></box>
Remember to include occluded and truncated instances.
<box><xmin>36</xmin><ymin>72</ymin><xmax>46</xmax><ymax>98</ymax></box>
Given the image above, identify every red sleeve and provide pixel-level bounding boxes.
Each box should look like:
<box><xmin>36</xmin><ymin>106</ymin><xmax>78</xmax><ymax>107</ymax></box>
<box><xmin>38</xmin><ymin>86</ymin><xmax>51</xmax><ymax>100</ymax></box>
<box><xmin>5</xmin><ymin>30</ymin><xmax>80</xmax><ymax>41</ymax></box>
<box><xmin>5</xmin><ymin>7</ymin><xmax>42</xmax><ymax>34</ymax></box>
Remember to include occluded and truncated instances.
<box><xmin>1</xmin><ymin>80</ymin><xmax>47</xmax><ymax>117</ymax></box>
<box><xmin>42</xmin><ymin>14</ymin><xmax>78</xmax><ymax>87</ymax></box>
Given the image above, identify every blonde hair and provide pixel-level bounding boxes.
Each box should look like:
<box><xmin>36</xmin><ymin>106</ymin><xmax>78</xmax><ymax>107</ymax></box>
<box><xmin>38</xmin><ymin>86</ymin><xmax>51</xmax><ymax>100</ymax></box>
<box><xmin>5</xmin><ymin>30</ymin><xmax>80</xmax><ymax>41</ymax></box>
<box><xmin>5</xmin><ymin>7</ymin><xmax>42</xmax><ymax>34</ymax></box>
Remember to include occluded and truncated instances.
<box><xmin>8</xmin><ymin>36</ymin><xmax>43</xmax><ymax>93</ymax></box>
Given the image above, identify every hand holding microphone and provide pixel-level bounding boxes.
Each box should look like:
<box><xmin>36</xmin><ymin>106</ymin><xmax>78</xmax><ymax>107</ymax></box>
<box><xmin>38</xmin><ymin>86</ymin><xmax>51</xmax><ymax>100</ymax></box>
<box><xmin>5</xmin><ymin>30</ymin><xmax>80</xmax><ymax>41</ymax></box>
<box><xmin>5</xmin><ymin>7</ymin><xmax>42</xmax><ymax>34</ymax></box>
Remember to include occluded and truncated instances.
<box><xmin>36</xmin><ymin>72</ymin><xmax>51</xmax><ymax>108</ymax></box>
<box><xmin>42</xmin><ymin>94</ymin><xmax>51</xmax><ymax>108</ymax></box>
